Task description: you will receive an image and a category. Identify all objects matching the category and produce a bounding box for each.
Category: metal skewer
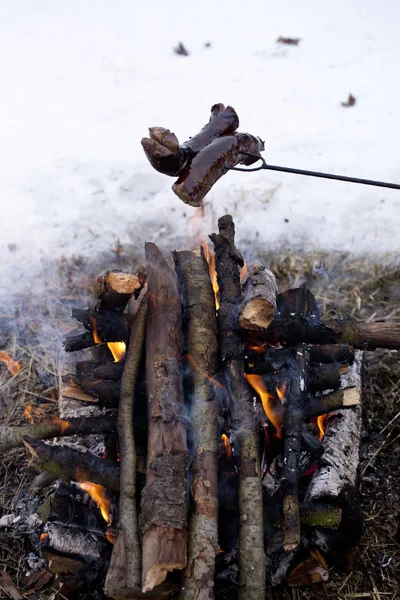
[226,153,400,190]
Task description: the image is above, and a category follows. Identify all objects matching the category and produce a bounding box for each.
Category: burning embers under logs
[8,215,400,598]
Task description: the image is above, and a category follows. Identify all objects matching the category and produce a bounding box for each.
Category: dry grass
[0,249,400,599]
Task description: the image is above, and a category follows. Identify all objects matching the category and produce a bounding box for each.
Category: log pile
[5,215,400,598]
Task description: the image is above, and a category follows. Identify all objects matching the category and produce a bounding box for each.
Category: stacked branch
[210,215,265,600]
[238,262,278,330]
[174,249,219,599]
[140,243,189,594]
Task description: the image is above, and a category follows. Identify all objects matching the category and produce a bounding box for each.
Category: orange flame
[276,383,287,404]
[23,404,34,424]
[51,417,70,434]
[0,352,20,377]
[39,533,48,542]
[107,341,126,362]
[79,481,111,524]
[106,529,116,544]
[240,260,247,284]
[90,315,102,344]
[317,414,327,441]
[90,314,126,361]
[202,244,220,310]
[245,374,283,438]
[221,434,232,458]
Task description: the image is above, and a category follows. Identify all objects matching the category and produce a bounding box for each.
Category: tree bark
[140,243,189,594]
[238,262,278,331]
[24,438,120,491]
[281,347,309,552]
[106,296,151,598]
[0,416,117,453]
[210,215,265,600]
[94,270,144,309]
[174,249,219,600]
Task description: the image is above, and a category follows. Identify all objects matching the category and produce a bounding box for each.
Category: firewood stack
[4,215,400,598]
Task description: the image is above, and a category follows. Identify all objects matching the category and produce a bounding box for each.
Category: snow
[1,0,400,290]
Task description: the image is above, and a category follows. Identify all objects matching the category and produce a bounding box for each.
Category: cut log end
[238,298,276,331]
[343,387,360,406]
[142,527,187,593]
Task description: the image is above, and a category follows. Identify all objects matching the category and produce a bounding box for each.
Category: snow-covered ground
[1,0,400,289]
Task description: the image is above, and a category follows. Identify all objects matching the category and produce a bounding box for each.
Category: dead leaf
[342,94,356,107]
[22,569,53,595]
[277,37,300,45]
[174,42,189,56]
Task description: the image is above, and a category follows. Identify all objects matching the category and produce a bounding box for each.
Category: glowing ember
[79,481,111,524]
[39,533,48,542]
[0,352,20,377]
[317,414,327,441]
[51,417,70,434]
[221,433,232,458]
[202,244,220,310]
[245,374,283,438]
[106,528,116,544]
[276,383,287,404]
[107,341,126,362]
[23,404,34,424]
[245,341,267,355]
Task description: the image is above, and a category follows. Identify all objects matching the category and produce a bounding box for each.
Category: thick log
[24,438,120,491]
[0,416,117,453]
[250,316,400,349]
[305,387,360,418]
[246,344,354,374]
[173,133,265,207]
[264,503,342,529]
[210,215,265,600]
[76,360,125,381]
[95,270,144,309]
[141,103,239,177]
[42,522,105,559]
[238,262,278,331]
[255,363,348,394]
[174,249,219,600]
[281,347,309,552]
[63,331,95,352]
[106,296,152,598]
[77,376,120,407]
[72,308,128,341]
[140,243,189,593]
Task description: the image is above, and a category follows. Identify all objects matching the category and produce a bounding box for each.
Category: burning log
[141,103,239,177]
[173,133,264,207]
[238,262,278,331]
[63,331,95,353]
[305,387,360,417]
[76,360,125,381]
[245,344,354,374]
[250,362,349,393]
[95,270,144,309]
[24,438,120,491]
[281,346,309,552]
[210,215,266,600]
[140,243,189,593]
[107,295,160,598]
[174,249,219,600]
[64,308,128,353]
[252,316,400,349]
[0,415,117,453]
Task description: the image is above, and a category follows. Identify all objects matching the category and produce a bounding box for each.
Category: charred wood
[281,347,309,552]
[24,438,120,491]
[77,376,120,407]
[0,415,117,453]
[277,287,320,320]
[238,262,278,331]
[63,331,95,353]
[210,215,265,600]
[254,363,348,393]
[250,316,400,349]
[140,243,189,594]
[71,308,128,341]
[174,133,265,207]
[305,387,360,417]
[246,344,354,374]
[106,295,150,597]
[174,249,219,600]
[76,360,125,381]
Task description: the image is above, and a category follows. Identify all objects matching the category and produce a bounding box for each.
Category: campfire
[1,104,400,599]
